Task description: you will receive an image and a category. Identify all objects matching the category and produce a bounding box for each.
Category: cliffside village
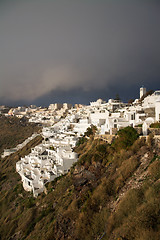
[1,87,160,197]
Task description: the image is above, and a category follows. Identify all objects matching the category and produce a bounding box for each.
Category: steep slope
[0,126,160,240]
[0,116,40,154]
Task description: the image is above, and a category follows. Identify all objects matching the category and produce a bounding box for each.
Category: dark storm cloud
[0,0,160,105]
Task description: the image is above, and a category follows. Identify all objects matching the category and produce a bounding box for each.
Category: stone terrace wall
[148,128,160,135]
[134,127,143,135]
[94,134,116,144]
[134,127,160,136]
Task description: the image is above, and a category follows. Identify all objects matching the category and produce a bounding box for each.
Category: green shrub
[150,122,160,128]
[96,143,107,154]
[76,136,87,147]
[112,126,139,150]
[84,125,97,137]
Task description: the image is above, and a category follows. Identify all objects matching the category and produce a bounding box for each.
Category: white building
[16,86,160,197]
[90,98,106,107]
[155,97,160,122]
[16,127,78,197]
[140,86,146,99]
[48,103,63,111]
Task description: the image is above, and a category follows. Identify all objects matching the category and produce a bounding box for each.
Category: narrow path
[1,133,40,158]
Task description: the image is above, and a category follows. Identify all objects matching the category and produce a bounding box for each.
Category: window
[131,113,135,120]
[155,91,160,96]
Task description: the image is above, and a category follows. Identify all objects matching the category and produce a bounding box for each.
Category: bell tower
[140,86,146,99]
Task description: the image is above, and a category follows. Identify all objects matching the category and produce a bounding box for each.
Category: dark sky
[0,0,160,106]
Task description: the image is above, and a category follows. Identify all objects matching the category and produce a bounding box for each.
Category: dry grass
[0,126,160,240]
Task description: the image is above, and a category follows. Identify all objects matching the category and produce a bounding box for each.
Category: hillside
[0,126,160,240]
[0,116,41,154]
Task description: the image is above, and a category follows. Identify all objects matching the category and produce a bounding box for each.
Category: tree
[112,126,139,150]
[84,125,97,137]
[76,137,87,147]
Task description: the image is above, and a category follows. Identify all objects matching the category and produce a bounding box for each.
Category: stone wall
[148,128,160,135]
[95,134,116,144]
[134,127,143,135]
[154,135,160,147]
[134,127,160,136]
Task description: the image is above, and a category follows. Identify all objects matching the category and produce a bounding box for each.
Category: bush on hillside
[150,122,160,128]
[76,136,87,147]
[84,125,97,137]
[112,126,139,150]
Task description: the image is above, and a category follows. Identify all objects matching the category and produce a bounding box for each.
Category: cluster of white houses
[68,87,160,136]
[14,87,160,196]
[16,127,78,197]
[7,103,72,125]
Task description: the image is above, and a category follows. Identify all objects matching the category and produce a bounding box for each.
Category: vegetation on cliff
[0,123,160,240]
[0,116,41,154]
